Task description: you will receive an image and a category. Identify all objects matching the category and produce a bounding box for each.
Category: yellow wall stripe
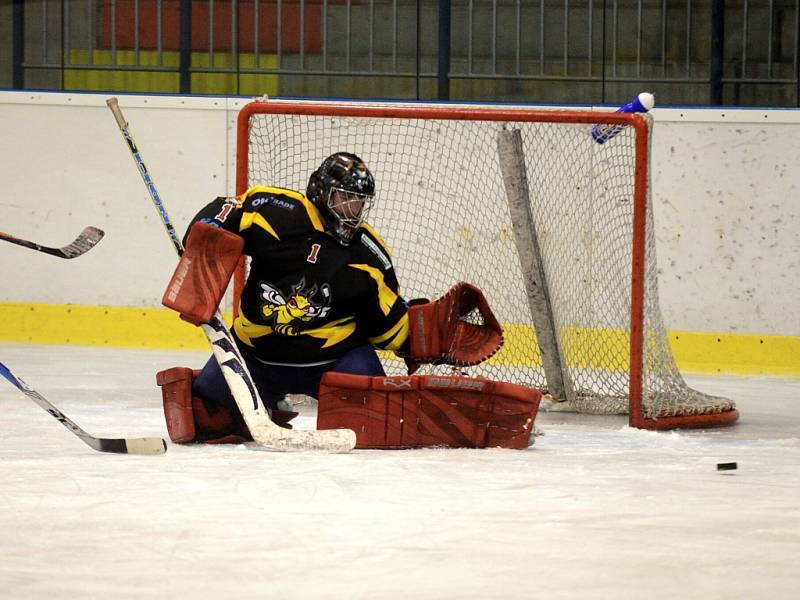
[0,302,230,350]
[0,302,797,375]
[668,330,800,376]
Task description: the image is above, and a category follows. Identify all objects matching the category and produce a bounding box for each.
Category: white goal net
[235,100,738,430]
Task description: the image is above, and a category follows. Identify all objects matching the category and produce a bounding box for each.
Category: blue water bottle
[591,92,655,144]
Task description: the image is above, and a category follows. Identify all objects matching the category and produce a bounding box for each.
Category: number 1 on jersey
[307,243,321,264]
[215,202,235,222]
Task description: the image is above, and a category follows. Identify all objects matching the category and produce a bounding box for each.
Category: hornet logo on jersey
[259,278,332,336]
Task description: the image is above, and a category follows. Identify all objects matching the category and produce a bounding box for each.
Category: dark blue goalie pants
[192,341,386,412]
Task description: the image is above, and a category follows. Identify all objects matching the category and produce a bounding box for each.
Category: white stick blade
[249,425,357,453]
[124,437,168,455]
[61,227,105,258]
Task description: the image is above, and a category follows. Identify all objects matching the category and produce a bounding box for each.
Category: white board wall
[0,91,797,337]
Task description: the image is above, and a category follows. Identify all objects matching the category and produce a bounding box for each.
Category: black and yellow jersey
[187,186,409,364]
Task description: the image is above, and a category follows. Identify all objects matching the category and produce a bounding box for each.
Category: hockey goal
[234,99,738,430]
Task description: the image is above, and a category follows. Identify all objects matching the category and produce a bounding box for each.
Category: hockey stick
[0,226,105,259]
[0,361,167,455]
[105,97,356,452]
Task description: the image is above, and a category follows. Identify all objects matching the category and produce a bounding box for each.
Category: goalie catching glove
[162,221,244,325]
[404,281,503,371]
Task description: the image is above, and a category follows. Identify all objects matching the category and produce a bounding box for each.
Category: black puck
[716,462,738,471]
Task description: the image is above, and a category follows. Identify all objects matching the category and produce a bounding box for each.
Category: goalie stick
[0,361,167,455]
[0,226,105,259]
[105,97,356,453]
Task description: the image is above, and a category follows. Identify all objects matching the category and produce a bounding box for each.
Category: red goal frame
[234,100,739,430]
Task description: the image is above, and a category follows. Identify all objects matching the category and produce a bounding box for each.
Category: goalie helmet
[306,152,375,245]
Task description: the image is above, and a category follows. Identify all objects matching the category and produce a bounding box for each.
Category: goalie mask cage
[235,100,738,430]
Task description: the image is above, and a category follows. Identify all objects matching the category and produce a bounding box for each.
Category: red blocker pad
[162,222,244,325]
[318,372,541,449]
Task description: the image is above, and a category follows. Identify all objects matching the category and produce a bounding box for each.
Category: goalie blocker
[162,221,244,325]
[318,372,541,449]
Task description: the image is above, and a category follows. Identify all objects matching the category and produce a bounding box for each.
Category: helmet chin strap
[328,209,359,245]
[313,202,355,246]
[333,223,356,245]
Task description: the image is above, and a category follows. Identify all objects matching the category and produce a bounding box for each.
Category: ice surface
[0,343,798,599]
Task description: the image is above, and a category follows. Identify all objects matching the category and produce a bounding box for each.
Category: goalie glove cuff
[406,282,504,368]
[407,297,443,360]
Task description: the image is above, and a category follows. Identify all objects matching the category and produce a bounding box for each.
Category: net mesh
[241,103,734,422]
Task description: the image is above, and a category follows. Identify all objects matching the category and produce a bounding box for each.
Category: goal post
[496,127,571,405]
[234,99,739,431]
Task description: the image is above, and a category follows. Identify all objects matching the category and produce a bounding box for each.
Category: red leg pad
[156,367,197,443]
[318,373,541,449]
[155,367,256,444]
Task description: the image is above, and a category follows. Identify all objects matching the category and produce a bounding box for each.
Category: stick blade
[248,425,356,453]
[123,436,168,455]
[88,436,167,455]
[60,226,105,258]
